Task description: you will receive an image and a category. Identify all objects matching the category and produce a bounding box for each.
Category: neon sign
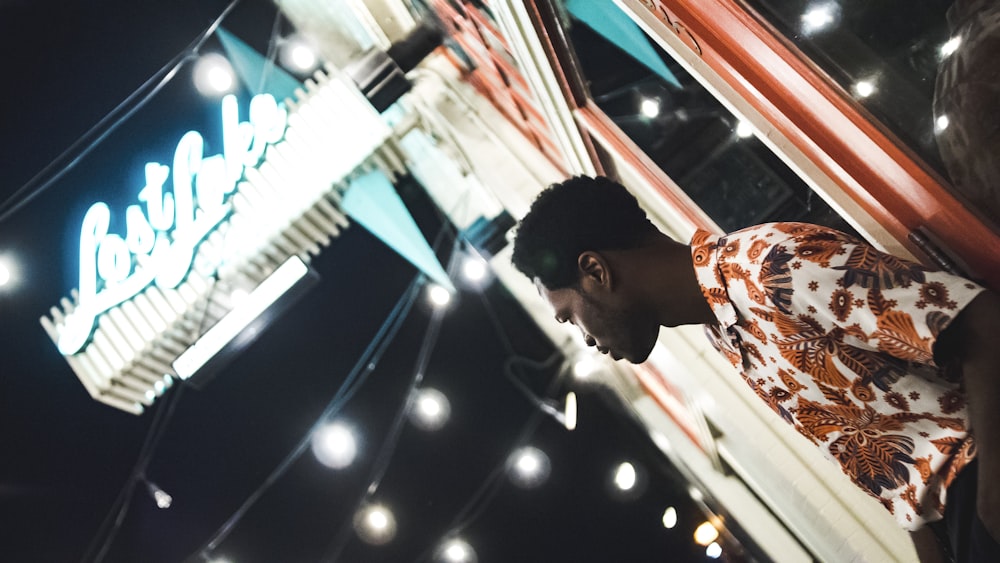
[58,94,288,355]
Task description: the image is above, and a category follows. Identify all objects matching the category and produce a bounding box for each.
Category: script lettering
[57,94,288,355]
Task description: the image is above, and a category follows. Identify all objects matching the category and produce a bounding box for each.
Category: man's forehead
[533,277,558,304]
[533,277,571,310]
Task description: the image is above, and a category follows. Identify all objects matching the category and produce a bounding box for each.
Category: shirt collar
[690,229,739,329]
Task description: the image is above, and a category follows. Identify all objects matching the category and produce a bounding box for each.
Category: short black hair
[511,175,657,289]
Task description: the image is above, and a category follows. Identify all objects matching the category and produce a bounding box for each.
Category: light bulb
[694,521,720,546]
[508,446,551,488]
[854,80,876,98]
[428,284,452,308]
[311,422,358,469]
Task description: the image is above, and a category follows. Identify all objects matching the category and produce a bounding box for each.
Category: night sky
[0,1,720,562]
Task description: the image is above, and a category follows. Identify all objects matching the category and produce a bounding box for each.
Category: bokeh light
[0,254,20,290]
[193,53,236,96]
[508,446,551,489]
[694,521,720,546]
[280,34,320,73]
[940,36,961,58]
[409,387,451,431]
[706,541,723,559]
[735,120,754,139]
[311,422,358,469]
[462,255,486,282]
[436,538,477,563]
[614,462,637,491]
[427,283,453,308]
[353,503,397,545]
[662,506,678,529]
[640,97,660,118]
[854,79,876,98]
[801,4,839,34]
[572,356,599,380]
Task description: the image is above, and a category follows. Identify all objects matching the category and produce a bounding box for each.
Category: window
[560,1,856,234]
[743,0,1000,228]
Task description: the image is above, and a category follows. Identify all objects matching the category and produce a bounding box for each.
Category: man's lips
[597,346,621,360]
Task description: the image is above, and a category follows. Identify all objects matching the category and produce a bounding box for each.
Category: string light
[614,462,637,491]
[427,283,453,308]
[461,255,487,283]
[706,541,723,559]
[940,36,962,58]
[801,4,838,34]
[563,392,577,431]
[935,115,950,133]
[694,521,720,546]
[279,34,320,73]
[662,506,678,529]
[436,537,477,563]
[145,480,172,509]
[409,387,451,431]
[609,461,647,500]
[640,97,660,119]
[507,446,551,489]
[0,256,12,288]
[193,53,237,96]
[311,422,358,469]
[353,504,397,545]
[853,79,876,98]
[735,120,754,139]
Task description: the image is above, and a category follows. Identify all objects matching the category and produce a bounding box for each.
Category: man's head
[511,176,658,290]
[511,176,662,363]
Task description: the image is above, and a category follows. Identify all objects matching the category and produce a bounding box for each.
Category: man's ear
[577,251,612,290]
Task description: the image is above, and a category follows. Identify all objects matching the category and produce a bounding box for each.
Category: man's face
[536,278,659,364]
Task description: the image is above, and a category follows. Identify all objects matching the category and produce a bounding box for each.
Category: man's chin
[627,338,659,363]
[620,347,653,364]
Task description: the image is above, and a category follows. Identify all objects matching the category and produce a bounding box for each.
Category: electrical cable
[183,274,424,562]
[0,0,243,227]
[185,171,461,562]
[80,382,188,563]
[410,291,566,563]
[319,233,462,563]
[255,8,284,96]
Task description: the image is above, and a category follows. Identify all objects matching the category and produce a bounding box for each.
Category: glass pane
[742,0,1000,228]
[559,1,857,235]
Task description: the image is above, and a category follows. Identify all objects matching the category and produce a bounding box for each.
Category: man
[510,175,999,562]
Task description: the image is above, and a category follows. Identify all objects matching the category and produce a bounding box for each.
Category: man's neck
[646,238,716,327]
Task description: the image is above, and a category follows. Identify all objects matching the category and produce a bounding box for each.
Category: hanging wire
[318,232,463,563]
[255,8,284,95]
[406,259,566,563]
[0,0,243,227]
[411,353,563,563]
[81,383,188,563]
[182,274,424,562]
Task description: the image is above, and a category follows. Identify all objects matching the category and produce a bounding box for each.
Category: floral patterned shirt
[691,222,985,530]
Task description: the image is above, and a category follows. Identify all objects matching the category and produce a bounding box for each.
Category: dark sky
[0,1,722,562]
